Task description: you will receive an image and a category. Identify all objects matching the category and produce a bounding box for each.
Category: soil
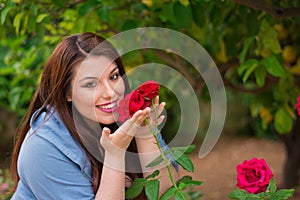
[180,135,300,200]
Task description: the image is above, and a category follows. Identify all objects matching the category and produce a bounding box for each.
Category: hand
[100,96,166,153]
[126,96,166,139]
[146,96,166,130]
[100,105,153,154]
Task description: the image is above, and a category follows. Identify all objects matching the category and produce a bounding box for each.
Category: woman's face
[69,55,125,124]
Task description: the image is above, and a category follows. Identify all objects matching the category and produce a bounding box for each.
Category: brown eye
[110,73,120,80]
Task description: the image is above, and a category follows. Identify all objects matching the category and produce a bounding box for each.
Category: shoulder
[15,108,95,199]
[19,107,92,181]
[16,134,94,199]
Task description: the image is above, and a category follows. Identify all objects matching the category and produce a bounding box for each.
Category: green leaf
[183,178,204,187]
[145,179,160,200]
[260,19,281,54]
[179,0,189,7]
[254,65,266,87]
[246,11,260,36]
[228,189,248,199]
[178,182,187,190]
[97,5,110,22]
[36,13,48,23]
[239,37,254,63]
[261,55,285,77]
[173,1,192,28]
[146,154,164,168]
[121,19,140,31]
[125,178,147,199]
[274,108,293,134]
[145,170,160,179]
[266,178,277,194]
[78,0,99,16]
[8,87,22,111]
[13,12,25,35]
[238,59,259,83]
[159,2,176,23]
[274,188,295,199]
[51,0,65,7]
[174,190,188,200]
[191,1,206,28]
[171,145,196,154]
[1,6,12,25]
[238,59,258,75]
[177,175,204,187]
[160,187,176,200]
[174,153,194,172]
[0,66,15,75]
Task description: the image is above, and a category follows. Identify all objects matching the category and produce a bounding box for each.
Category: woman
[10,32,178,199]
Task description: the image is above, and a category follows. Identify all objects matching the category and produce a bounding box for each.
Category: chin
[97,118,117,125]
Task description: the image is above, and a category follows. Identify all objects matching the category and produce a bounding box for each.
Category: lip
[96,100,118,113]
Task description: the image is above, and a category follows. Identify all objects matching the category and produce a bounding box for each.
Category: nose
[99,82,115,99]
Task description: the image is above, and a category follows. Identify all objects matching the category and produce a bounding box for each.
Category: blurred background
[1,0,300,199]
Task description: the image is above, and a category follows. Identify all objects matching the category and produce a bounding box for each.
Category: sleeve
[17,133,95,200]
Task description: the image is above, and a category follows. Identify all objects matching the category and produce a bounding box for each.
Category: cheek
[72,89,96,108]
[114,80,126,96]
[71,90,98,121]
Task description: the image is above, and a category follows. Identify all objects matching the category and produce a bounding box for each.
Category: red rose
[117,80,160,122]
[117,90,145,122]
[128,90,145,115]
[137,80,160,100]
[236,158,273,194]
[117,93,131,123]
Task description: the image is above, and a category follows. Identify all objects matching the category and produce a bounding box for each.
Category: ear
[67,93,72,102]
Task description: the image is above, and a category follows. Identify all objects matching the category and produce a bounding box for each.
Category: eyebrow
[110,66,119,75]
[78,66,119,83]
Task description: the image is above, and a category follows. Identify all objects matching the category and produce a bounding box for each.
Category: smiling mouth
[96,101,118,113]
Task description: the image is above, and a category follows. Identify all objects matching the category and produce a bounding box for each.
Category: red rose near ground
[236,157,273,194]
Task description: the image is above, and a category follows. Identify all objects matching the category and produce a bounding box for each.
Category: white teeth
[99,102,115,109]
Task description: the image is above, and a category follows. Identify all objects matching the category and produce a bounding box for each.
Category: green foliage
[146,145,196,172]
[125,178,148,199]
[145,179,160,200]
[126,145,203,199]
[228,178,295,200]
[0,0,299,142]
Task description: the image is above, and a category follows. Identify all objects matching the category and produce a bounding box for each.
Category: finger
[131,108,150,125]
[130,110,143,123]
[157,115,165,126]
[136,108,151,124]
[102,127,111,140]
[154,95,159,105]
[156,102,166,116]
[100,127,111,147]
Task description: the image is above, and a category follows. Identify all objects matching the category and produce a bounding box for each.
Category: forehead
[76,56,117,78]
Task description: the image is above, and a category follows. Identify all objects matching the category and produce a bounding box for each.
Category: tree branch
[232,0,300,18]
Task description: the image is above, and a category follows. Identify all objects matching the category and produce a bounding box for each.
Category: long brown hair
[11,32,146,199]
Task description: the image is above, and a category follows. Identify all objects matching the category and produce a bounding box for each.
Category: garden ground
[181,135,300,200]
